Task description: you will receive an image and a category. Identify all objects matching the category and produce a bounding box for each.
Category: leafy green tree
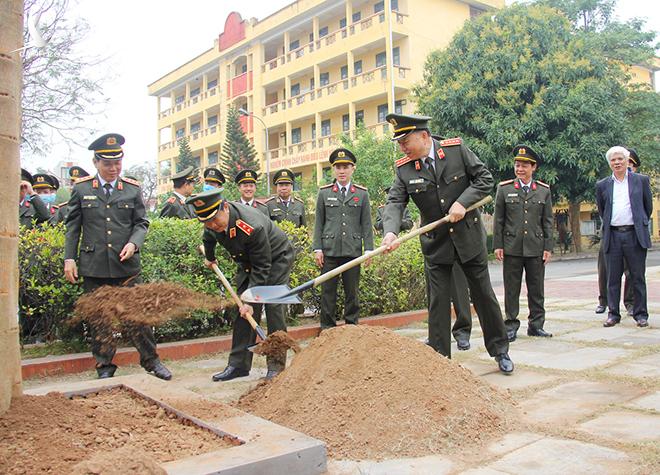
[415,2,657,251]
[220,107,259,182]
[175,137,196,172]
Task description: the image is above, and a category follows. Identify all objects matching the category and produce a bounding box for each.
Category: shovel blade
[241,286,301,304]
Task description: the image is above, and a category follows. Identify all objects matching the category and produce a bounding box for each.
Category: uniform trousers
[503,255,546,332]
[424,263,473,341]
[320,256,361,329]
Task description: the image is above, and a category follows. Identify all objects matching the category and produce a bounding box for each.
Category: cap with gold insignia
[235,169,258,185]
[32,174,60,190]
[329,148,356,166]
[273,168,294,185]
[21,168,34,185]
[386,113,432,141]
[171,166,199,183]
[185,189,225,221]
[88,133,125,160]
[69,166,90,183]
[204,167,226,185]
[512,144,542,166]
[627,148,640,168]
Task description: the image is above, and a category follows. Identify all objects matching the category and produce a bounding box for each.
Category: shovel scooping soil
[251,330,301,367]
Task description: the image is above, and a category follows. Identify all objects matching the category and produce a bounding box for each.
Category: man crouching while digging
[63,133,172,380]
[187,189,295,381]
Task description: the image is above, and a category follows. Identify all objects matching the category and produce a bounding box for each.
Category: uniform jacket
[159,193,196,219]
[49,201,69,226]
[19,195,50,228]
[596,172,653,252]
[203,203,294,290]
[375,205,413,232]
[493,178,554,256]
[235,199,270,217]
[312,182,374,258]
[265,196,306,227]
[65,175,149,278]
[383,137,492,265]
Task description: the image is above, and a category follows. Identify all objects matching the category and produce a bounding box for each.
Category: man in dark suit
[381,114,512,373]
[596,146,652,328]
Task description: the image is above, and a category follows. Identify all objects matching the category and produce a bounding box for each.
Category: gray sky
[21,0,659,174]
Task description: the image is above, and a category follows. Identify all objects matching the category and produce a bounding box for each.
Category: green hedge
[18,219,427,345]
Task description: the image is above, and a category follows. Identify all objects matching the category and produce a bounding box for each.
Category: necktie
[425,157,435,173]
[340,187,346,200]
[283,200,289,209]
[103,183,112,197]
[522,185,529,194]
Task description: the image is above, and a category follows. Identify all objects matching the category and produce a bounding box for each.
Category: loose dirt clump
[238,325,516,460]
[72,282,226,328]
[252,330,301,366]
[0,388,235,474]
[71,446,166,475]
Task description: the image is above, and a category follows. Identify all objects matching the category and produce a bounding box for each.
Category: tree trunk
[569,201,582,253]
[0,0,24,414]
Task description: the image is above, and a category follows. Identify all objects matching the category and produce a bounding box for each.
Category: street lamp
[238,108,270,196]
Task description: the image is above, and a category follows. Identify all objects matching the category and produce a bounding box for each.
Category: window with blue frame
[354,60,363,74]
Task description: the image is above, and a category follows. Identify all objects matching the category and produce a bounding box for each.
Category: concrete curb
[22,309,429,379]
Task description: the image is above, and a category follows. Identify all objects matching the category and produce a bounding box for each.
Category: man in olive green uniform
[187,189,295,381]
[159,166,198,219]
[51,166,90,225]
[265,169,306,227]
[32,173,61,222]
[235,169,269,216]
[375,186,413,233]
[19,169,51,229]
[382,114,513,373]
[494,145,553,341]
[203,167,225,191]
[313,148,374,329]
[64,133,171,380]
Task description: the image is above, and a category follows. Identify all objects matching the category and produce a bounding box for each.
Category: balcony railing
[158,86,219,119]
[227,71,253,98]
[158,125,221,152]
[260,11,408,73]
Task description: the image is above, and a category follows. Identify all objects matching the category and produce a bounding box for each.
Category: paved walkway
[24,265,660,474]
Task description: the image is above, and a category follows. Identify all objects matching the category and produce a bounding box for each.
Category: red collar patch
[415,160,421,170]
[436,148,445,160]
[514,181,520,189]
[229,227,236,239]
[117,181,123,191]
[532,182,537,191]
[332,185,338,193]
[92,179,99,189]
[350,185,356,193]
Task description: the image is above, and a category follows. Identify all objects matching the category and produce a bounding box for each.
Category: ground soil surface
[238,325,516,460]
[0,387,235,474]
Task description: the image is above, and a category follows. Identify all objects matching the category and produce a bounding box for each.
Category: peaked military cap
[386,113,432,141]
[204,167,225,184]
[329,148,356,166]
[273,168,294,185]
[171,166,198,183]
[69,166,90,182]
[235,169,258,184]
[512,144,542,166]
[32,173,56,190]
[186,189,225,222]
[21,168,34,185]
[88,133,125,160]
[627,148,640,167]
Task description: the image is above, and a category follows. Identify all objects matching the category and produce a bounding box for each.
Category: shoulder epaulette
[265,196,276,202]
[167,196,176,204]
[121,177,141,187]
[74,175,94,184]
[395,156,417,168]
[320,183,334,189]
[57,201,68,208]
[236,219,253,236]
[378,204,385,209]
[294,196,304,203]
[499,179,515,186]
[536,180,550,188]
[439,137,462,147]
[354,184,367,191]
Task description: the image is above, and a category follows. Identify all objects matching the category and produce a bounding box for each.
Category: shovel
[241,195,493,304]
[200,245,267,347]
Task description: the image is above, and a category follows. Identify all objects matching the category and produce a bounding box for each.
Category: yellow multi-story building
[148,0,503,194]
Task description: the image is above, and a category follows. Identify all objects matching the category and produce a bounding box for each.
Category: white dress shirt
[610,173,634,226]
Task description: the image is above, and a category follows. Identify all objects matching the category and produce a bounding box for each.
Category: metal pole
[239,108,270,196]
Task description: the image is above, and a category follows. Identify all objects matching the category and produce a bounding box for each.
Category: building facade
[148,0,503,194]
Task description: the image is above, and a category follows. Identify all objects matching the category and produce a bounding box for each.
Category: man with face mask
[203,168,225,192]
[19,169,51,229]
[32,173,60,218]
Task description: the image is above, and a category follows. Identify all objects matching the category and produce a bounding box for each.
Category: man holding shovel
[381,114,513,374]
[187,189,295,381]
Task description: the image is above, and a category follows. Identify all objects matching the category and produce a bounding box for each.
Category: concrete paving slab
[488,437,630,474]
[459,469,509,475]
[327,455,454,475]
[603,352,660,379]
[519,381,645,425]
[492,345,632,371]
[626,391,660,412]
[480,368,559,391]
[547,309,599,322]
[578,410,660,442]
[486,432,545,457]
[557,326,638,343]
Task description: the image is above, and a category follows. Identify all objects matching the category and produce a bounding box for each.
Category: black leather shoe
[603,318,620,327]
[495,353,514,374]
[595,305,607,314]
[527,328,553,337]
[506,329,517,342]
[149,362,172,381]
[456,339,471,351]
[97,368,116,379]
[212,366,249,382]
[636,318,649,328]
[264,369,281,380]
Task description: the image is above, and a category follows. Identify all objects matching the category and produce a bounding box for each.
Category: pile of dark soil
[238,325,515,460]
